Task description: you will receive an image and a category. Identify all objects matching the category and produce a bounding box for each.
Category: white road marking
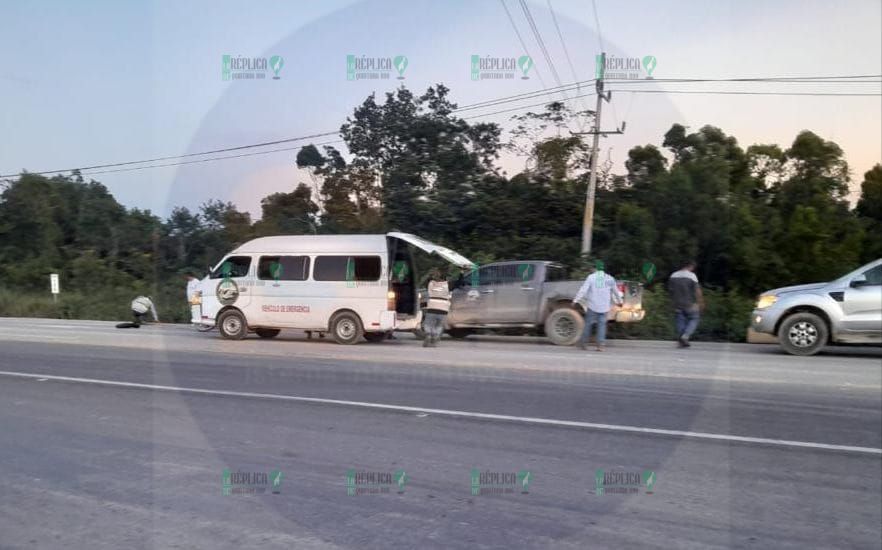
[2,370,880,456]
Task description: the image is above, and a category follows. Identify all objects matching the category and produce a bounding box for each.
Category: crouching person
[422,269,450,348]
[131,295,159,327]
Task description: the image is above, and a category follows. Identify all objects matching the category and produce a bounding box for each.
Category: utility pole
[573,52,624,256]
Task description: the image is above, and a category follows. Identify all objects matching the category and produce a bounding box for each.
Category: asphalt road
[0,318,880,550]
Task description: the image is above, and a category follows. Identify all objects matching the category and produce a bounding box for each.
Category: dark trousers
[132,311,146,327]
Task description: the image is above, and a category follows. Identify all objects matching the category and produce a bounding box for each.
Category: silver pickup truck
[751,258,882,355]
[425,260,644,345]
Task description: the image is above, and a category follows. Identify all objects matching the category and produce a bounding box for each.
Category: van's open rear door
[387,232,474,268]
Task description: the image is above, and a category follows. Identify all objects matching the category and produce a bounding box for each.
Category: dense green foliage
[1,85,879,339]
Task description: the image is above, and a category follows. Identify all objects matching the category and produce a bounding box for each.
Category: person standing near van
[186,272,201,323]
[572,260,623,352]
[422,268,451,348]
[668,260,703,348]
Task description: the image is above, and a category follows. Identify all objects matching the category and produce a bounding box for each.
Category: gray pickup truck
[423,260,644,345]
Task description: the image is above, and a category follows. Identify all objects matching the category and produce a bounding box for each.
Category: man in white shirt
[186,272,201,324]
[572,260,623,351]
[422,268,451,348]
[130,295,159,327]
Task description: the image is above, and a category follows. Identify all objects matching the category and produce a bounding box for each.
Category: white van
[195,232,473,344]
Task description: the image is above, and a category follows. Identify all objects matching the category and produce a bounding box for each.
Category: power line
[591,0,605,53]
[454,79,593,110]
[519,0,565,91]
[6,73,879,179]
[547,0,580,87]
[604,75,881,83]
[454,82,592,112]
[607,89,882,96]
[546,0,592,132]
[0,131,340,178]
[461,92,596,120]
[498,0,549,89]
[452,74,879,112]
[73,140,345,177]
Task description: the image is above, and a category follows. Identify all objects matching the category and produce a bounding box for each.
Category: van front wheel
[218,309,248,340]
[330,311,364,345]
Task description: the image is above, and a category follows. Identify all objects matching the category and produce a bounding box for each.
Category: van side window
[258,256,310,281]
[314,256,382,281]
[210,256,251,279]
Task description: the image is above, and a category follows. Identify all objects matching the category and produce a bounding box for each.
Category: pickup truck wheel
[545,308,584,346]
[255,328,281,339]
[329,311,363,345]
[218,309,247,340]
[778,312,828,356]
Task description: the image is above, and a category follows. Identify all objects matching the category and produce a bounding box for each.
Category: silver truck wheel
[778,312,828,356]
[544,308,584,346]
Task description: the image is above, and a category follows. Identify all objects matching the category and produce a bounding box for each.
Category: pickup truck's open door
[387,232,474,268]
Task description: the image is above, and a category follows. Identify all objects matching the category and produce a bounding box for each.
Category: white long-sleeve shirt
[573,272,623,314]
[131,296,158,321]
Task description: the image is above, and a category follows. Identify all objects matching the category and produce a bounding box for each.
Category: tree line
[1,84,879,339]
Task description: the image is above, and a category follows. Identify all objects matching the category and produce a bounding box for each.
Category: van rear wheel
[330,311,364,345]
[218,309,247,340]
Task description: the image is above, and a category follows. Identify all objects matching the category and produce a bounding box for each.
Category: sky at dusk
[1,0,880,218]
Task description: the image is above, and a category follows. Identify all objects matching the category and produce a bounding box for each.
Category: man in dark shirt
[668,260,704,347]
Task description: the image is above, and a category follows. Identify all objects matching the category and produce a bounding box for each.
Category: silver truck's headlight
[755,294,777,309]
